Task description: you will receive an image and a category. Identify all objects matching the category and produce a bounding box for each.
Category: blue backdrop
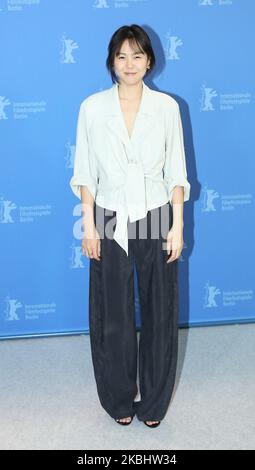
[1,0,254,339]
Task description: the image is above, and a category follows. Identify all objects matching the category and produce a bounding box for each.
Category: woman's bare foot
[145,420,160,425]
[116,416,132,423]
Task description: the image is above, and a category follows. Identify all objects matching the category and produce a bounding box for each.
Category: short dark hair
[106,24,156,84]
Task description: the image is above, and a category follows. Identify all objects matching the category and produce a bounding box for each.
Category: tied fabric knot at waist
[113,160,147,255]
[95,144,166,256]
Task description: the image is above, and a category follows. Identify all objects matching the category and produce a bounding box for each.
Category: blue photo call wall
[1,0,254,339]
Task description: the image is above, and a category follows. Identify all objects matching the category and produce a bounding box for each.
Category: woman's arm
[163,101,190,262]
[70,100,100,260]
[166,186,184,263]
[81,186,95,235]
[163,101,191,212]
[172,186,184,229]
[81,186,101,261]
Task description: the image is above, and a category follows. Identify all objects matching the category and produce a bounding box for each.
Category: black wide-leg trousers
[88,201,179,421]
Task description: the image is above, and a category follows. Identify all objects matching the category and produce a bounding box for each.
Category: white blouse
[70,79,191,256]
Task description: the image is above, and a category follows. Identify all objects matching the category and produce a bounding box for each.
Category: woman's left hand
[166,223,184,263]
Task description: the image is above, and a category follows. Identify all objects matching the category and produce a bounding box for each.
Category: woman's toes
[117,416,132,423]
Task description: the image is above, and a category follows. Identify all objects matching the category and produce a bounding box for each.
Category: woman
[70,24,191,428]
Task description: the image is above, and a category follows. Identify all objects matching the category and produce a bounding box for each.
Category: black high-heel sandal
[115,416,134,426]
[143,420,161,428]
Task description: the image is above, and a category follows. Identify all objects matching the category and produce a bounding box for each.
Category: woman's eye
[118,55,141,59]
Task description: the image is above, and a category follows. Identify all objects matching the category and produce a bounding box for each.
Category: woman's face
[113,38,150,85]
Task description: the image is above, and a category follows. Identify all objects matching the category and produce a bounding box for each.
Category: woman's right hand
[82,224,101,261]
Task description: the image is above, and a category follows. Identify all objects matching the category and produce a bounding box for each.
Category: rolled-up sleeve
[69,101,98,200]
[163,101,191,206]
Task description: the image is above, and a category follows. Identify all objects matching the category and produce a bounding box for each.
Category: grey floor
[0,323,254,450]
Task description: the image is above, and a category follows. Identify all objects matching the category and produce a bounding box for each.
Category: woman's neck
[117,80,143,101]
